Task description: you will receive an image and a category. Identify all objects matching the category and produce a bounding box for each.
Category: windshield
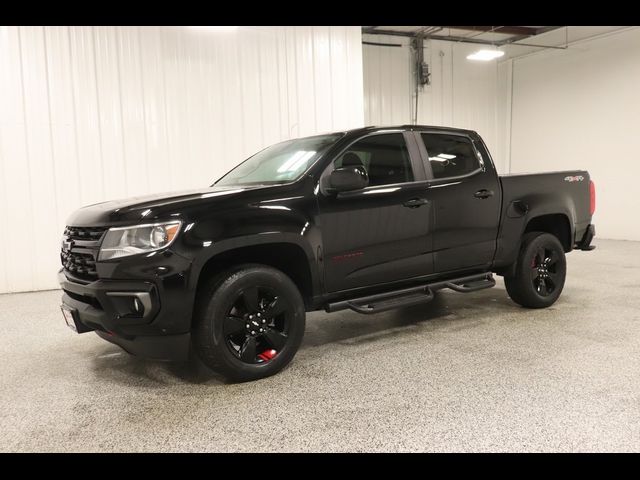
[215,133,344,186]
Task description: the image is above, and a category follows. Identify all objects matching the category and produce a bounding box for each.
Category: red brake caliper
[258,349,277,362]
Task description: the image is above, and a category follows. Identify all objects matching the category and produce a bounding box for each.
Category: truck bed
[494,170,592,269]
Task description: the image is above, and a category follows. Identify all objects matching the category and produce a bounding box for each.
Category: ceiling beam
[441,26,541,36]
[362,29,522,45]
[427,34,507,46]
[531,26,564,36]
[361,28,415,37]
[499,27,566,47]
[361,27,569,50]
[425,34,569,49]
[362,26,566,39]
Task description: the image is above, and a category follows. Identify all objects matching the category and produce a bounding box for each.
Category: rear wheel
[504,232,567,308]
[193,264,306,382]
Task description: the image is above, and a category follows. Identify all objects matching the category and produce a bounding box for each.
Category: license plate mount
[61,305,83,333]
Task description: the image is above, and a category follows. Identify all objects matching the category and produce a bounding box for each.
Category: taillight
[589,180,596,215]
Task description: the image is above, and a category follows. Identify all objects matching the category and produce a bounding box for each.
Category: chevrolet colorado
[59,126,596,382]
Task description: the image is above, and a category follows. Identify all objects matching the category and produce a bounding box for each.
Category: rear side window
[334,133,413,186]
[421,133,480,179]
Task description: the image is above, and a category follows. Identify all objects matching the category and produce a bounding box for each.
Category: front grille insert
[61,251,97,279]
[61,226,108,281]
[64,226,107,241]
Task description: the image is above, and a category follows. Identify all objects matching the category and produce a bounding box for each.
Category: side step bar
[326,273,495,315]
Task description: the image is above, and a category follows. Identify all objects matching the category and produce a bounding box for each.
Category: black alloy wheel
[193,264,306,382]
[223,286,289,364]
[530,246,561,297]
[504,232,567,309]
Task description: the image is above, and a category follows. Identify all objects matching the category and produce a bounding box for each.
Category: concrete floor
[1,238,639,452]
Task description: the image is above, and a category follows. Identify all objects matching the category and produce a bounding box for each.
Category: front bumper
[94,330,190,362]
[58,270,191,361]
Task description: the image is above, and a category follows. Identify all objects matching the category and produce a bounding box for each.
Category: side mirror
[329,166,369,192]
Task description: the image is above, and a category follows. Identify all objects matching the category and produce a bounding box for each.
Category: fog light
[105,292,152,318]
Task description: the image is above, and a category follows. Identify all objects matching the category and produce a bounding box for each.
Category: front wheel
[504,232,567,309]
[193,264,306,382]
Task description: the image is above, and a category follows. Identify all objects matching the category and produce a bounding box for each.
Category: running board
[326,273,495,315]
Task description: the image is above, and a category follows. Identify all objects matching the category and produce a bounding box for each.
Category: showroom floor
[1,239,638,452]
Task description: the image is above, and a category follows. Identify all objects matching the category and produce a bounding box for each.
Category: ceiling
[362,26,564,48]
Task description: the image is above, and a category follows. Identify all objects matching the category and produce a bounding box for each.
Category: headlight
[98,221,182,261]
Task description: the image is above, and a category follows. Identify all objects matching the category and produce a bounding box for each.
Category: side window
[421,133,480,179]
[334,133,413,187]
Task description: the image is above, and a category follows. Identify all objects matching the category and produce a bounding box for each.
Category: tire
[193,263,306,382]
[504,232,567,309]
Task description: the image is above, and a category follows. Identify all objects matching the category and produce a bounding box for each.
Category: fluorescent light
[189,26,238,31]
[429,154,457,162]
[466,49,505,61]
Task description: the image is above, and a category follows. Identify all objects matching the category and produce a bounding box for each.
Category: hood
[66,185,259,226]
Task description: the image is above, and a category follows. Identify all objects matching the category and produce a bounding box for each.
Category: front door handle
[403,198,429,208]
[474,189,494,199]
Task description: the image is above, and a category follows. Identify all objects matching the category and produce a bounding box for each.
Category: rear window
[421,133,480,179]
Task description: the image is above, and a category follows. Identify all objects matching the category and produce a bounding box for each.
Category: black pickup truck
[59,126,596,382]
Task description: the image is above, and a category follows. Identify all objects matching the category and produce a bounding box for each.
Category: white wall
[363,28,640,241]
[507,27,640,240]
[0,26,364,293]
[363,35,504,171]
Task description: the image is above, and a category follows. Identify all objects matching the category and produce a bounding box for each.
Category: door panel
[317,132,433,293]
[416,132,501,273]
[319,185,433,292]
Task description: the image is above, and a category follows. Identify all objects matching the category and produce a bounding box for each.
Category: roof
[343,124,478,136]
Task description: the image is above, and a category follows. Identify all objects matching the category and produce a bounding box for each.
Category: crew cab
[59,126,596,382]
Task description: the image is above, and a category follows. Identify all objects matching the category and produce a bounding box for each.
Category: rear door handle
[403,198,429,208]
[474,189,494,199]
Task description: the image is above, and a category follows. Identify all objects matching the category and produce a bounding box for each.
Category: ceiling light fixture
[466,49,505,61]
[188,26,238,31]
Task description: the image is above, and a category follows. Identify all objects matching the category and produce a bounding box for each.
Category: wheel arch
[191,237,319,313]
[495,212,572,277]
[523,213,572,252]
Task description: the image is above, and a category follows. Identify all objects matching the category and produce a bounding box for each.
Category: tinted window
[334,133,413,186]
[421,133,480,179]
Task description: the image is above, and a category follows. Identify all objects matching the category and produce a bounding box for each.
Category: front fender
[187,232,320,293]
[168,182,323,315]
